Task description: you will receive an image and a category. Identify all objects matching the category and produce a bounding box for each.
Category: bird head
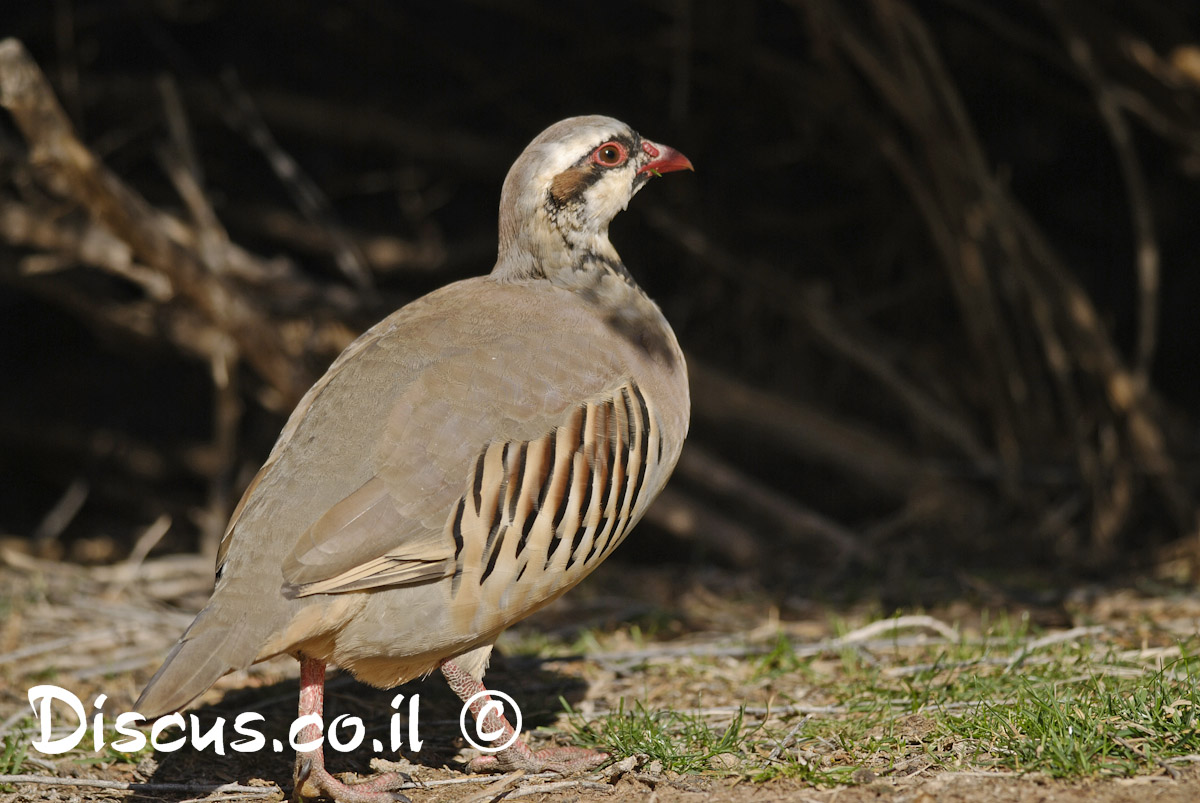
[494,115,692,284]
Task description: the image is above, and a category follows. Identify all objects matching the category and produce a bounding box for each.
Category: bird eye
[591,141,627,167]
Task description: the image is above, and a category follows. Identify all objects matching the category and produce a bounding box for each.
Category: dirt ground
[3,543,1200,803]
[12,766,1200,803]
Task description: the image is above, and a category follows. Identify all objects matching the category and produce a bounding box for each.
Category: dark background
[3,0,1200,606]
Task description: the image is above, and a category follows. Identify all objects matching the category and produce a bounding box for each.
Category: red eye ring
[591,141,628,167]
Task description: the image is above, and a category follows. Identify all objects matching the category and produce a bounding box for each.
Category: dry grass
[3,549,1200,802]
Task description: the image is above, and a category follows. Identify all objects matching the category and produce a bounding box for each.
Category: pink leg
[440,659,608,774]
[292,657,411,803]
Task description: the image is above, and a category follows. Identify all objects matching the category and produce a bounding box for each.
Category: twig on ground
[30,478,89,545]
[839,614,959,643]
[508,778,614,798]
[457,769,526,803]
[0,775,279,798]
[1112,733,1181,779]
[767,717,810,761]
[1006,625,1108,670]
[0,625,140,666]
[103,514,172,592]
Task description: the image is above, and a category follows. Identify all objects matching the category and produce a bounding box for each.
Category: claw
[292,762,411,803]
[468,745,610,774]
[442,659,610,777]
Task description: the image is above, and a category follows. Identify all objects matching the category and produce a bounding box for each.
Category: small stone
[850,767,877,784]
[134,755,158,778]
[370,756,418,775]
[605,754,640,780]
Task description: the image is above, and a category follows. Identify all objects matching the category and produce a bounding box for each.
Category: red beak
[638,140,694,176]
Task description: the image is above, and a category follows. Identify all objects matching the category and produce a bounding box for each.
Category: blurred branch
[1041,0,1161,387]
[0,198,172,298]
[647,207,993,468]
[0,37,315,406]
[676,444,872,565]
[788,0,1192,558]
[690,359,931,499]
[220,69,373,293]
[2,0,1197,577]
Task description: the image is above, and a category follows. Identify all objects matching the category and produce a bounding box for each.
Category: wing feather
[211,279,685,607]
[283,476,455,596]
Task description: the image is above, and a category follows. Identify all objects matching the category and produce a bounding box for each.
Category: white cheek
[588,183,630,220]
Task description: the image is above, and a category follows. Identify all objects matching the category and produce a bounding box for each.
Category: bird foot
[467,745,610,774]
[293,756,411,803]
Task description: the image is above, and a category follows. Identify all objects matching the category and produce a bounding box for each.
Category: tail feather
[135,610,258,718]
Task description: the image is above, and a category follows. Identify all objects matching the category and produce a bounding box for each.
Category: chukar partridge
[137,115,692,802]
